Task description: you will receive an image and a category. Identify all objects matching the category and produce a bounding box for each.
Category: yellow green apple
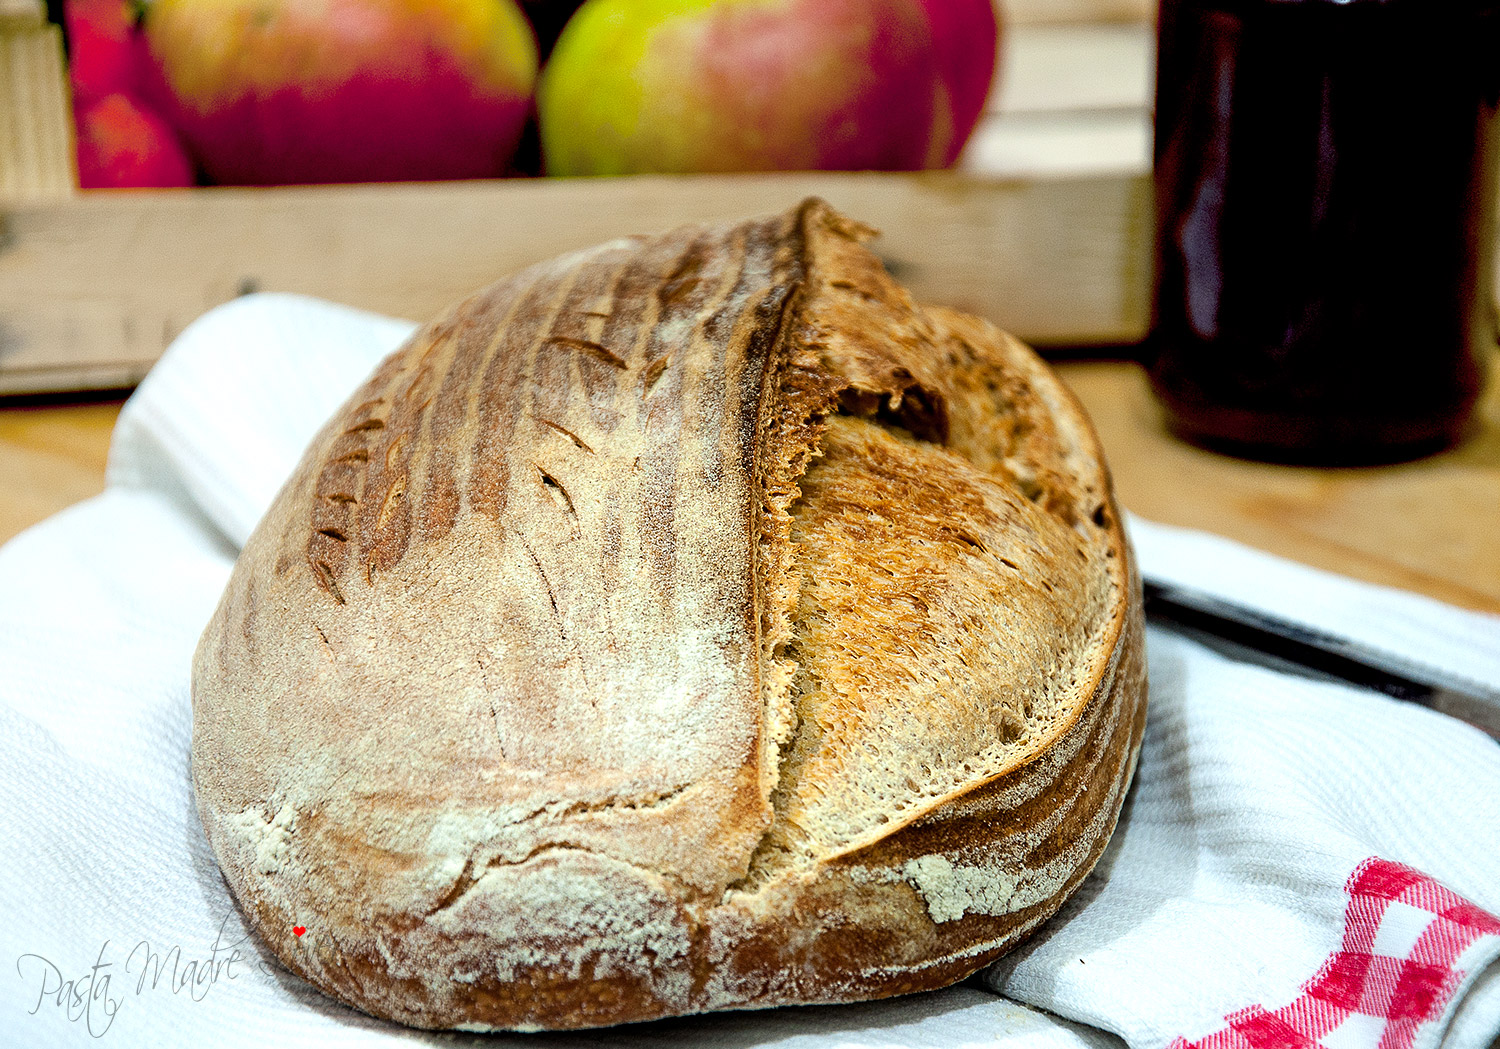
[537,0,951,175]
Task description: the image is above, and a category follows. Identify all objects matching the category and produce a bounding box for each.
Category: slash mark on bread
[538,419,594,454]
[537,469,576,518]
[642,355,670,397]
[543,336,628,370]
[308,559,344,605]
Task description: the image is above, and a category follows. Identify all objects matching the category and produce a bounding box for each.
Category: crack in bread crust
[191,199,1148,1032]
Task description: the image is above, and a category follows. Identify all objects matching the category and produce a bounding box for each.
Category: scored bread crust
[190,199,1148,1031]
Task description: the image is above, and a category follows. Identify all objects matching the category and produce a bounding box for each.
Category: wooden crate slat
[0,172,1156,395]
[0,21,75,202]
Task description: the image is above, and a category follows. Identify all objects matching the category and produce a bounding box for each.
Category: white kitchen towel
[2,293,1497,1049]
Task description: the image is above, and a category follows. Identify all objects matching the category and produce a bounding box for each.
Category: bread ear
[192,199,1146,1031]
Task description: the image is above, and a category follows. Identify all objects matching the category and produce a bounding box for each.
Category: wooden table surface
[4,359,1497,616]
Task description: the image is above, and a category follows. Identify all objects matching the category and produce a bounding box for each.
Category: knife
[1142,579,1500,742]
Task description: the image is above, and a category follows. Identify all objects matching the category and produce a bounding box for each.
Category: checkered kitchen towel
[1172,860,1500,1049]
[2,294,1498,1049]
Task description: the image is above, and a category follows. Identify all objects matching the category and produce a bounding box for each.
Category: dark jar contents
[1147,0,1500,464]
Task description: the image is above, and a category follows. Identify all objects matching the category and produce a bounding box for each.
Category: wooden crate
[0,1,1164,394]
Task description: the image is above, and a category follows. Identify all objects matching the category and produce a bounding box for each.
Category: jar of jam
[1147,0,1500,464]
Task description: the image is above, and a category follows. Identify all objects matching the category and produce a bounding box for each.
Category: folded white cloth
[2,294,1497,1049]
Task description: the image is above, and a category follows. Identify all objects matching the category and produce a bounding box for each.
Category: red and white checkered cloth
[1174,859,1500,1049]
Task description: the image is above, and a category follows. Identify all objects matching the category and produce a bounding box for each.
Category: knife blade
[1142,579,1500,742]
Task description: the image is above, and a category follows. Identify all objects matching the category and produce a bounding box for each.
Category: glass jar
[1147,0,1500,464]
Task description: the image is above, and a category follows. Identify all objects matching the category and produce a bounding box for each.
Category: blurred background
[4,0,1155,192]
[0,0,1161,396]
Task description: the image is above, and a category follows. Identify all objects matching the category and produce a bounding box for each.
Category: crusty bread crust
[191,200,1147,1031]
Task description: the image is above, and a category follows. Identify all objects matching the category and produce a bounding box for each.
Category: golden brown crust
[191,199,1147,1031]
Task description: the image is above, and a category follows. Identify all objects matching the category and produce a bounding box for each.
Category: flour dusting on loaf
[191,199,1148,1031]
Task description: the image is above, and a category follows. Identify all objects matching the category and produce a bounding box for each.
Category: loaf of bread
[191,199,1148,1032]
